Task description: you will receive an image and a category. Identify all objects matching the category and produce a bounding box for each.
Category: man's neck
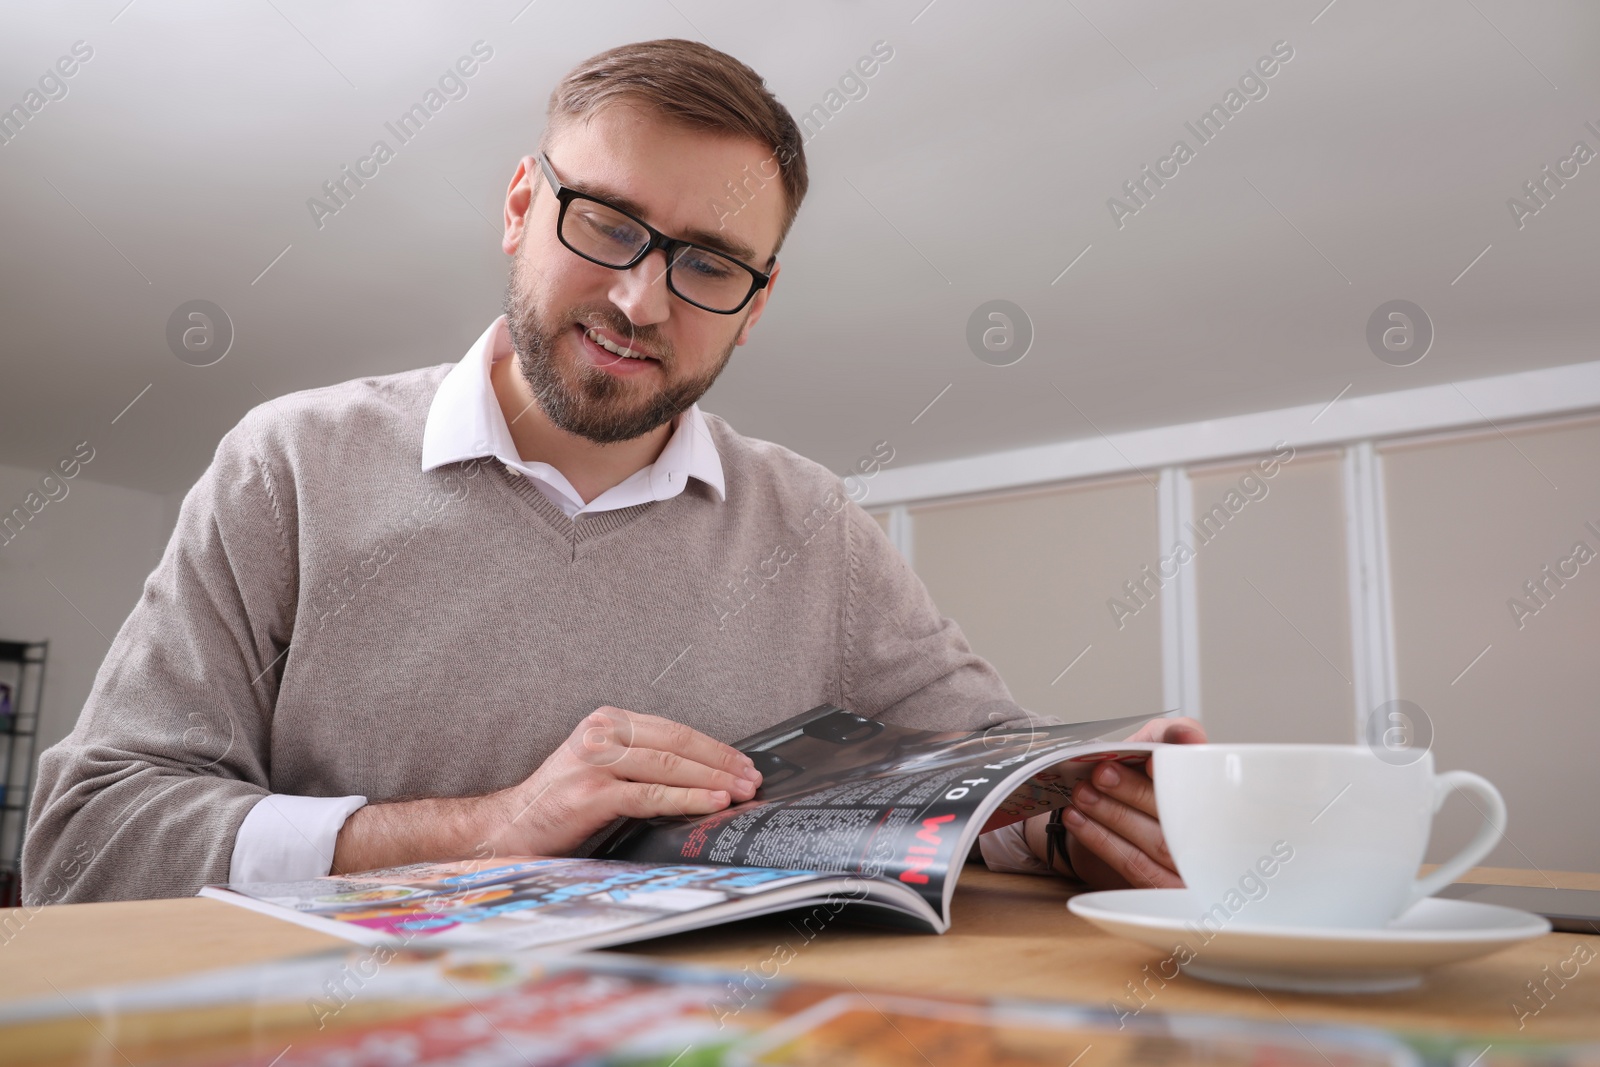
[490,327,673,504]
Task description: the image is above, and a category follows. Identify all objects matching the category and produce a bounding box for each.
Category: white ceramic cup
[1152,744,1507,929]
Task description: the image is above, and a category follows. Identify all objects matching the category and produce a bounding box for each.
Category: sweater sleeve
[22,417,298,903]
[839,499,1026,733]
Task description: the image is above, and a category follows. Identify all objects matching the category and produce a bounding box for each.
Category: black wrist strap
[1044,806,1078,881]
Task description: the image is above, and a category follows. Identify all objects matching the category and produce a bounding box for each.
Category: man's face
[500,104,787,444]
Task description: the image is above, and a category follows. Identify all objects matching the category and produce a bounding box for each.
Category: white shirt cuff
[979,819,1054,875]
[228,794,368,884]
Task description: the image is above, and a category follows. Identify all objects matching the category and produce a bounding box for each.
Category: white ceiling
[2,0,1596,496]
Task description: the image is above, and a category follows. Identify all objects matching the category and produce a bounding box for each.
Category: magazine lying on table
[3,947,1452,1062]
[0,945,1445,1067]
[201,704,1158,951]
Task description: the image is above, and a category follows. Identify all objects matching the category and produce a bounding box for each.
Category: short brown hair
[540,39,808,257]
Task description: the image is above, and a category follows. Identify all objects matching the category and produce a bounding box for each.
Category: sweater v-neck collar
[491,460,660,556]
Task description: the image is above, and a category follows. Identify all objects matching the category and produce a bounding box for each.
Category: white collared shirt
[227,316,726,884]
[419,316,725,515]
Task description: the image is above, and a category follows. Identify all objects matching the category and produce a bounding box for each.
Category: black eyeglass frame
[534,151,773,315]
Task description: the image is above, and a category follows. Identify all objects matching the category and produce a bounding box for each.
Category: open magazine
[201,705,1159,951]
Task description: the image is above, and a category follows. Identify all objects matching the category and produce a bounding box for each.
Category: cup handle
[1406,770,1507,910]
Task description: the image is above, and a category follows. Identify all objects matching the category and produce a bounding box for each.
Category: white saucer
[1067,889,1550,994]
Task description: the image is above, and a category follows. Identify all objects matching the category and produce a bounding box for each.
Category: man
[23,39,1201,905]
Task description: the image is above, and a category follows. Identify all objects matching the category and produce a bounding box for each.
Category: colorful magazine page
[0,945,1450,1067]
[199,856,936,951]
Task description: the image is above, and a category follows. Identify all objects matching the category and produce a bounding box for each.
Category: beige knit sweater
[22,364,1017,903]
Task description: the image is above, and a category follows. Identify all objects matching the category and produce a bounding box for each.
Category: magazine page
[597,706,1158,912]
[200,856,924,952]
[0,944,1440,1067]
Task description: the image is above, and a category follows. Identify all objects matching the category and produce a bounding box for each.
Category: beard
[501,248,738,445]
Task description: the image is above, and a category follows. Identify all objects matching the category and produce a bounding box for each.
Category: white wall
[1189,451,1356,745]
[0,463,170,756]
[871,364,1600,873]
[909,477,1164,723]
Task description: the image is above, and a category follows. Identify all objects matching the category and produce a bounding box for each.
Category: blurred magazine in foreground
[0,943,1511,1067]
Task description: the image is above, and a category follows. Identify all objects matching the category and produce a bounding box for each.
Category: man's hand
[479,706,762,855]
[332,706,761,874]
[1026,716,1206,891]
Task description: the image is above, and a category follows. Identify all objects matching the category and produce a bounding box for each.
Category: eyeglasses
[535,151,773,315]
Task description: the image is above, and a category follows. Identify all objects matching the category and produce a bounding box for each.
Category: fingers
[613,780,736,820]
[613,745,760,800]
[1065,804,1182,890]
[565,707,762,810]
[584,707,758,781]
[1067,762,1180,889]
[497,709,761,857]
[1072,778,1173,870]
[1129,715,1208,744]
[1090,761,1156,818]
[1159,716,1207,744]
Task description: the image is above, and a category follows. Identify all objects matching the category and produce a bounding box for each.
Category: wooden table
[2,866,1597,1044]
